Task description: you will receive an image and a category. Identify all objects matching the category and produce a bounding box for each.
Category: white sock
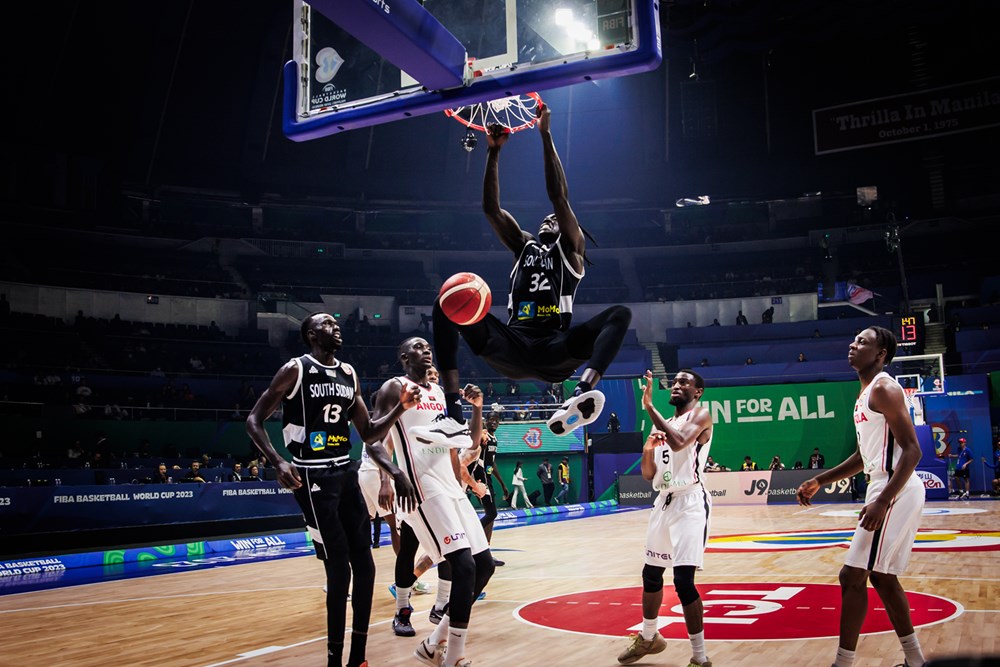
[834,646,856,667]
[446,626,468,666]
[900,632,925,666]
[641,618,658,641]
[395,586,411,611]
[688,630,706,662]
[429,614,450,645]
[435,579,452,610]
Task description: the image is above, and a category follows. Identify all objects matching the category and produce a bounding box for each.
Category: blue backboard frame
[283,0,662,141]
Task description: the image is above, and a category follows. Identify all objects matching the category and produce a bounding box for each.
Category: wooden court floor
[1,501,997,667]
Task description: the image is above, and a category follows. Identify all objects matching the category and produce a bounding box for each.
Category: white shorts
[844,473,924,575]
[401,494,490,563]
[358,467,384,519]
[644,486,711,569]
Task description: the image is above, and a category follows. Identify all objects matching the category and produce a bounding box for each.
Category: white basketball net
[445,92,542,133]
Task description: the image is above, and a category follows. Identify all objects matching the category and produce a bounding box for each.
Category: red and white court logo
[515,584,960,641]
[706,528,1000,553]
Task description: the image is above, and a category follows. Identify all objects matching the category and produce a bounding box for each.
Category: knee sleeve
[394,522,420,588]
[672,565,699,606]
[443,549,477,625]
[473,549,496,595]
[642,564,665,593]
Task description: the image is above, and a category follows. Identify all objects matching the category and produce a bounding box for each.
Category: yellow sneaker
[617,632,667,665]
[687,658,712,667]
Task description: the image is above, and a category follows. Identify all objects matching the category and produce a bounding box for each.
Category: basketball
[439,272,492,326]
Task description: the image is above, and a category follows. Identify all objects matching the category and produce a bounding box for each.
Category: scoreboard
[892,314,924,352]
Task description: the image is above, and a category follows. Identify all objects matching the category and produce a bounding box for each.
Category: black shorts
[292,462,370,560]
[468,314,587,383]
[954,468,970,479]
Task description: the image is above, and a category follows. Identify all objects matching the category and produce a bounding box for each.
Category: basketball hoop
[445,91,544,134]
[902,386,924,425]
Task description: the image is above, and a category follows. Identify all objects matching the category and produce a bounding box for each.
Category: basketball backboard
[283,0,661,141]
[888,352,945,396]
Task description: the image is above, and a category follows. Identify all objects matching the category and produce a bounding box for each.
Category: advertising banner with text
[647,381,859,470]
[0,482,301,536]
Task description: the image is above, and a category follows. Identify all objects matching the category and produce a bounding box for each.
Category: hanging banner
[813,77,1000,154]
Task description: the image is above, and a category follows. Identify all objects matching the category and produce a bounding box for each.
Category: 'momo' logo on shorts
[442,532,466,545]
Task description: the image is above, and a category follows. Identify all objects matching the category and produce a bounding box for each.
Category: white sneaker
[411,415,473,448]
[414,638,447,667]
[441,646,472,667]
[547,389,605,435]
[413,580,433,595]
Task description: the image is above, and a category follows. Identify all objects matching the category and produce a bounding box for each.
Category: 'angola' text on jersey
[281,354,358,466]
[507,234,583,330]
[385,377,466,508]
[854,371,912,476]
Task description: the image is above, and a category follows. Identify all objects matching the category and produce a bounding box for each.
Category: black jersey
[507,235,583,330]
[468,430,499,479]
[281,354,358,466]
[482,431,499,478]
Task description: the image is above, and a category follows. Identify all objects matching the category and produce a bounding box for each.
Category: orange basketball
[439,272,492,326]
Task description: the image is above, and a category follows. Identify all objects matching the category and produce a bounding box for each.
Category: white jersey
[651,411,711,495]
[854,371,912,476]
[358,441,378,472]
[385,376,466,508]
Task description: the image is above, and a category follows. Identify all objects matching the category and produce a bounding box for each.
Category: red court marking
[515,583,961,641]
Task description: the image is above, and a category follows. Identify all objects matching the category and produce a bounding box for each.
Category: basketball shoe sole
[547,390,605,435]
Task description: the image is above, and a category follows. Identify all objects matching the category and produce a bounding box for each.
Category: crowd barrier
[618,469,857,507]
[1,481,301,536]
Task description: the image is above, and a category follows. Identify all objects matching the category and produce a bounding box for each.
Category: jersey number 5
[322,404,343,423]
[661,449,670,465]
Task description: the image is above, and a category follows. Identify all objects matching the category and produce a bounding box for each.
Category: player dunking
[618,369,714,667]
[373,337,494,667]
[245,312,419,667]
[797,326,927,667]
[432,104,631,436]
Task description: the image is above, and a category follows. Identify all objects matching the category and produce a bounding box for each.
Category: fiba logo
[315,47,344,83]
[523,427,543,449]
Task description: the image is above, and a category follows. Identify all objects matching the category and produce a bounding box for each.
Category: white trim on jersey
[286,357,303,400]
[282,422,306,447]
[558,294,574,315]
[293,453,351,468]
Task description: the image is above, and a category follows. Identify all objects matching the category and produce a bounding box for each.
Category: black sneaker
[428,602,449,625]
[493,557,506,566]
[393,605,416,637]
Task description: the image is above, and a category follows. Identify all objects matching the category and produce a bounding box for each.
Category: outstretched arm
[350,379,421,443]
[484,124,530,254]
[246,361,302,490]
[538,105,585,271]
[639,371,709,451]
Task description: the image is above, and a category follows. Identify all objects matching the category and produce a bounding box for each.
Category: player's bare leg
[834,565,870,666]
[870,572,925,666]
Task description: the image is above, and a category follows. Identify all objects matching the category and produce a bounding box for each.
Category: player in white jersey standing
[373,337,494,667]
[618,369,714,667]
[797,326,927,667]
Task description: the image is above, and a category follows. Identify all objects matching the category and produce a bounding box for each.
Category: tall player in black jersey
[246,312,420,667]
[432,103,632,436]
